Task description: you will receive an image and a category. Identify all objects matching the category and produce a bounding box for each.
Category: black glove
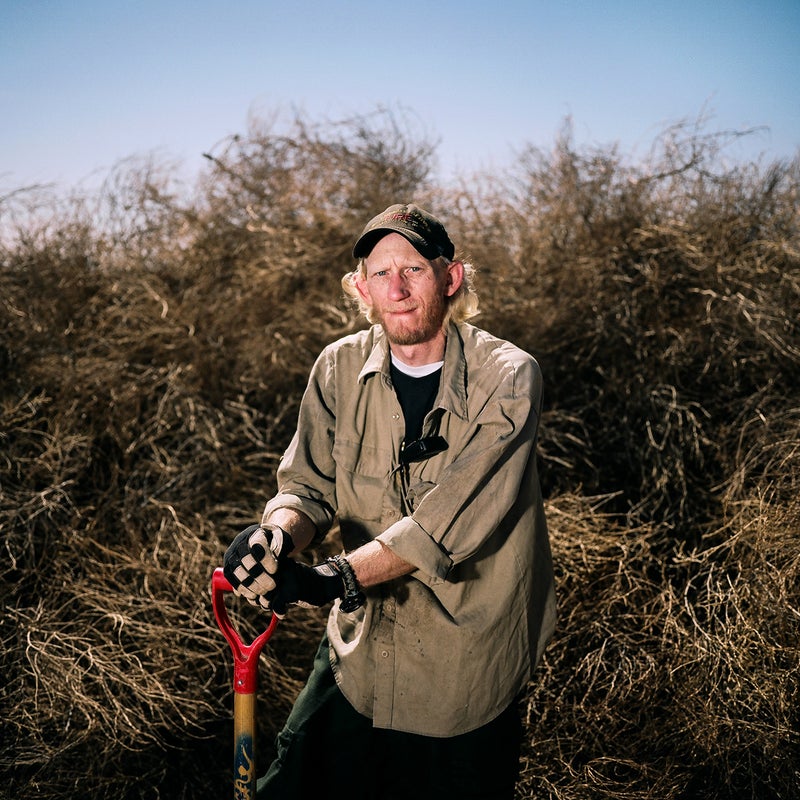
[223,523,295,609]
[265,559,345,618]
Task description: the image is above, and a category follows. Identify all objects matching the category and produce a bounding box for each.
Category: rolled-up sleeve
[262,350,338,538]
[376,516,453,581]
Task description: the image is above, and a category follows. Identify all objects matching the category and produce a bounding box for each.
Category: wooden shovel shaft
[233,692,257,800]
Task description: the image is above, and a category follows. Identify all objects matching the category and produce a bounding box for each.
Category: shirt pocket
[332,438,393,522]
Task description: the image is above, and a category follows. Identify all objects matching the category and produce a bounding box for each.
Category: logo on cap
[353,203,454,260]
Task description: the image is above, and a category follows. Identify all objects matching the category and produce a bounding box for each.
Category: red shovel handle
[212,567,279,694]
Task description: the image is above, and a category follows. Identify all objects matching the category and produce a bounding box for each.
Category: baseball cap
[352,203,455,260]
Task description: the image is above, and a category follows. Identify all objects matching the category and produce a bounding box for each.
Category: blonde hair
[341,256,480,326]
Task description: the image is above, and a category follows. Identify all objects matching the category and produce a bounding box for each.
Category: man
[224,203,556,799]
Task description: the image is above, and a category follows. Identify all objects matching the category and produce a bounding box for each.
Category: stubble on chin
[378,294,448,346]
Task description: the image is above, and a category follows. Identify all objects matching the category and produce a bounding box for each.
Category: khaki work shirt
[264,322,556,736]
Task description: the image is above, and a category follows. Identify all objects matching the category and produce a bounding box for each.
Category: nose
[387,271,410,300]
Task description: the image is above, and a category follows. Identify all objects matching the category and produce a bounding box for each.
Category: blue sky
[2,0,798,192]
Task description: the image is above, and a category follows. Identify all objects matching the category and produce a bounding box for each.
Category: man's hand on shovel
[223,523,294,610]
[223,522,365,618]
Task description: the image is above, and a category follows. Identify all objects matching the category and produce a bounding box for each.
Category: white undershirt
[391,353,444,378]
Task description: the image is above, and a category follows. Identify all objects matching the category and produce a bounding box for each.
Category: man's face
[355,233,461,347]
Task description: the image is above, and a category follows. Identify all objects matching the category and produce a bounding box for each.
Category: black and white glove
[265,559,345,618]
[266,554,367,618]
[223,523,295,610]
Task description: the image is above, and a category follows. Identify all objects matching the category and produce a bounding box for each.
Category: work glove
[223,523,295,610]
[265,559,345,618]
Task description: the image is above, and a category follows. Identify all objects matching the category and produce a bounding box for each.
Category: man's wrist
[328,554,365,613]
[262,507,318,552]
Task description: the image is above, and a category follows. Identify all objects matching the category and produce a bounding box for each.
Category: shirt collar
[358,329,390,382]
[357,323,469,421]
[438,323,469,421]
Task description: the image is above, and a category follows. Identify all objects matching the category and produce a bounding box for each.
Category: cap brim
[352,226,441,260]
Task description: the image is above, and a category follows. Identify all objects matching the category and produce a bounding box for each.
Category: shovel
[212,567,279,800]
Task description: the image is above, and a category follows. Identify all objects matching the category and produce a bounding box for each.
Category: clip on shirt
[400,435,448,465]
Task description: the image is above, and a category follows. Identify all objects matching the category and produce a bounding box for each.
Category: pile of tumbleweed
[1,112,798,799]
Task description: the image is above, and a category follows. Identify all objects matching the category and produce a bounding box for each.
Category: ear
[354,272,373,307]
[443,260,464,297]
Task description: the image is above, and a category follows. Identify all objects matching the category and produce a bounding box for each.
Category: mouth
[387,305,417,316]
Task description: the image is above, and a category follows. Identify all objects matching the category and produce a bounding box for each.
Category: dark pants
[258,636,522,800]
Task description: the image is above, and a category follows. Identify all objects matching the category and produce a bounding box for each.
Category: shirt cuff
[376,517,453,583]
[262,493,333,542]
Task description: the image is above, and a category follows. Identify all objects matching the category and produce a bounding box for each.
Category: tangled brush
[1,111,798,799]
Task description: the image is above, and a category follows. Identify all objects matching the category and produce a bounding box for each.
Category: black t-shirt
[389,363,442,444]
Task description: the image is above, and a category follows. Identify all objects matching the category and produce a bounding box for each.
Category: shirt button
[381,650,389,658]
[392,414,400,420]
